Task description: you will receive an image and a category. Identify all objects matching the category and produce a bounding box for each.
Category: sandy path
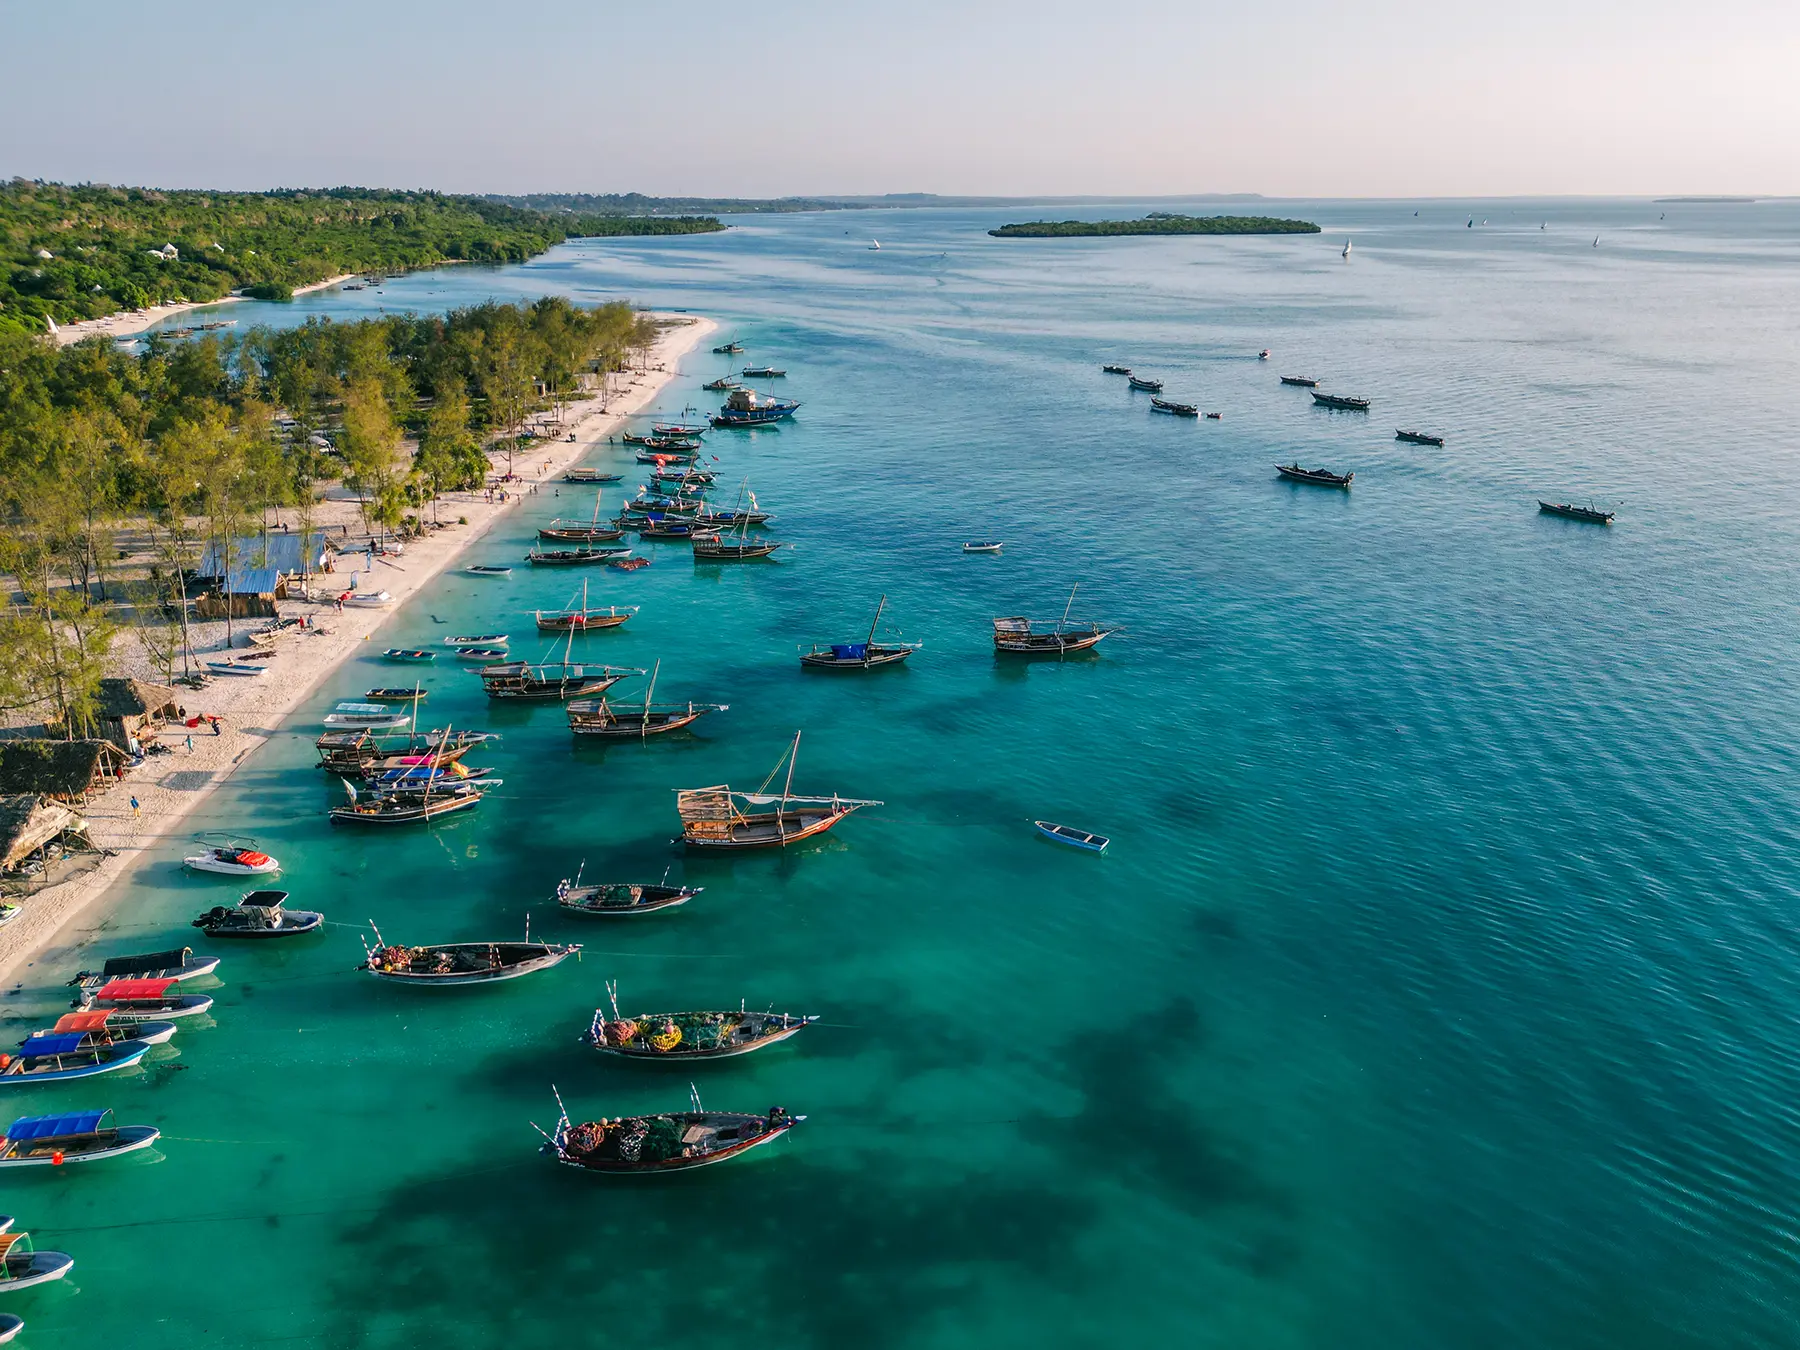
[0,314,715,987]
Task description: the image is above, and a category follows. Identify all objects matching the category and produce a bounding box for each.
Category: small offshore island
[989,212,1322,238]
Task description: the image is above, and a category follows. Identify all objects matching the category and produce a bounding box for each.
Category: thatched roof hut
[0,740,130,802]
[96,678,183,751]
[0,795,92,876]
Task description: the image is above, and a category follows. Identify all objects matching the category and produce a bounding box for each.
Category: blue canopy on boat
[832,644,869,660]
[7,1110,107,1140]
[20,1033,88,1056]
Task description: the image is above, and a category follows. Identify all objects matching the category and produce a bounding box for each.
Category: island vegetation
[0,296,657,730]
[988,213,1321,238]
[1,181,722,333]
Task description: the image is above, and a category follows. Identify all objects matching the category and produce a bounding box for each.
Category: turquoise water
[10,199,1800,1347]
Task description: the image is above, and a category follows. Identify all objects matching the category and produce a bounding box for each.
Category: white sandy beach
[50,273,357,347]
[0,313,715,987]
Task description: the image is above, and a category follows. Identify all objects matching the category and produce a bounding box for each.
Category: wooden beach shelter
[95,678,182,753]
[0,794,95,891]
[0,740,130,803]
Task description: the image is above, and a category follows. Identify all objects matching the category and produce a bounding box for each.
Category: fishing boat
[479,629,643,701]
[692,506,773,530]
[635,448,700,465]
[608,555,651,571]
[1034,820,1110,853]
[1102,364,1132,374]
[365,687,427,703]
[314,728,491,775]
[1311,392,1371,411]
[0,1033,151,1085]
[382,649,435,665]
[701,376,742,392]
[622,433,702,451]
[586,982,815,1060]
[444,634,508,648]
[0,906,14,929]
[625,494,703,517]
[1150,397,1200,417]
[1280,375,1319,387]
[1342,239,1352,258]
[1206,412,1223,420]
[692,529,782,561]
[0,1110,161,1168]
[652,422,708,439]
[455,646,510,662]
[799,595,921,670]
[556,868,701,917]
[183,843,280,876]
[465,564,514,577]
[992,585,1114,656]
[675,732,880,850]
[329,780,486,826]
[535,580,637,634]
[1276,463,1353,488]
[1127,375,1164,393]
[343,590,394,608]
[360,923,579,986]
[1538,500,1615,524]
[541,492,626,543]
[712,388,800,427]
[539,1086,801,1175]
[563,468,621,484]
[1395,429,1445,446]
[205,659,267,677]
[324,702,414,730]
[526,546,625,567]
[631,516,701,541]
[963,541,1004,554]
[740,365,786,379]
[72,977,214,1021]
[68,948,220,989]
[567,661,725,737]
[192,890,324,939]
[0,1233,74,1290]
[712,340,744,354]
[650,467,716,488]
[1259,349,1271,359]
[32,1009,176,1048]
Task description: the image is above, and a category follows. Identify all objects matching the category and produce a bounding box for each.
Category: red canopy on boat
[93,977,177,999]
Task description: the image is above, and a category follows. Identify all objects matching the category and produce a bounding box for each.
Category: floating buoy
[52,1150,65,1165]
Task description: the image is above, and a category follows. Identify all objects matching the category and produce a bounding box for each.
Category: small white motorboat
[206,660,268,677]
[0,1111,161,1168]
[344,590,393,608]
[322,702,412,730]
[962,541,1004,554]
[183,844,280,877]
[0,1232,74,1291]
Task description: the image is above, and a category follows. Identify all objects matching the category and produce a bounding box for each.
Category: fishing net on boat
[640,1116,683,1161]
[602,1019,640,1046]
[648,1020,682,1052]
[371,945,423,971]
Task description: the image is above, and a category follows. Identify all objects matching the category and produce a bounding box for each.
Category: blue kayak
[1033,820,1109,853]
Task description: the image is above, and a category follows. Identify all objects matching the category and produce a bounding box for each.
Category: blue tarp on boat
[7,1110,107,1140]
[832,644,869,660]
[20,1033,88,1056]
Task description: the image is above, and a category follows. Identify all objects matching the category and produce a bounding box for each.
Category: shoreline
[0,312,716,988]
[50,273,357,348]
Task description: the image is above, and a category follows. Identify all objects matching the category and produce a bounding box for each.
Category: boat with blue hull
[1034,820,1110,853]
[712,387,800,427]
[0,1033,152,1085]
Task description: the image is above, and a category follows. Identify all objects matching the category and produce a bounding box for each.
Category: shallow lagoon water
[9,199,1800,1348]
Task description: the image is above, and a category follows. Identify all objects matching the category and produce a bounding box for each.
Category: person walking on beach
[208,714,221,736]
[185,734,194,754]
[130,796,141,818]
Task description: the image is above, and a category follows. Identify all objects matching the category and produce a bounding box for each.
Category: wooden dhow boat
[192,890,324,939]
[701,375,743,392]
[567,661,725,738]
[692,530,782,561]
[1311,392,1371,411]
[0,1110,161,1168]
[635,448,700,464]
[1395,429,1445,446]
[478,630,642,701]
[675,732,879,850]
[1150,397,1200,417]
[800,595,921,670]
[539,493,625,543]
[556,865,701,916]
[535,581,637,634]
[365,687,427,703]
[629,515,701,542]
[1279,375,1319,387]
[652,421,708,438]
[329,778,486,826]
[992,585,1115,656]
[538,1085,802,1174]
[526,546,627,567]
[1102,363,1132,374]
[0,1032,152,1085]
[712,340,744,354]
[1127,374,1164,392]
[360,923,579,986]
[1276,463,1353,488]
[1538,500,1615,524]
[314,728,492,775]
[586,982,816,1060]
[0,1233,74,1291]
[73,977,214,1021]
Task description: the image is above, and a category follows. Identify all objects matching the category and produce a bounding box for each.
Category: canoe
[206,660,268,677]
[383,649,436,663]
[466,565,513,577]
[0,1110,161,1168]
[454,647,511,661]
[444,634,508,647]
[1034,819,1110,853]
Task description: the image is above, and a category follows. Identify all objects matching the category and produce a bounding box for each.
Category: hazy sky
[5,0,1798,197]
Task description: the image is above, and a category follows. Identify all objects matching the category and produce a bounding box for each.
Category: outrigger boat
[1277,463,1353,488]
[1280,375,1319,387]
[0,1110,160,1168]
[184,843,280,876]
[675,732,880,850]
[992,584,1115,656]
[479,629,643,701]
[31,1009,175,1048]
[68,948,219,990]
[535,580,637,634]
[1538,500,1615,524]
[800,595,921,671]
[1102,364,1132,374]
[1,1032,151,1085]
[540,493,625,544]
[1127,374,1164,392]
[365,687,427,703]
[556,869,701,917]
[192,890,324,939]
[444,634,508,648]
[1034,820,1110,853]
[324,702,414,729]
[1395,429,1445,446]
[538,1085,802,1174]
[1311,392,1371,411]
[1150,397,1199,417]
[567,661,725,738]
[712,387,800,427]
[562,468,621,484]
[72,977,214,1021]
[526,546,627,566]
[0,1232,74,1290]
[587,982,816,1060]
[360,922,579,986]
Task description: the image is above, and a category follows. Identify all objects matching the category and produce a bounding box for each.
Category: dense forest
[0,297,657,731]
[988,214,1322,238]
[0,182,722,331]
[486,192,860,216]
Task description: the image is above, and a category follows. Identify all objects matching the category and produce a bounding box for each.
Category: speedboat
[192,890,324,939]
[0,1110,161,1168]
[183,844,280,876]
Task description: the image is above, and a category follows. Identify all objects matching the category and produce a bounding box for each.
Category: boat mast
[865,595,886,649]
[1057,584,1078,637]
[778,731,800,843]
[642,659,660,738]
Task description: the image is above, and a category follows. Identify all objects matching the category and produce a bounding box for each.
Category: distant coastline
[989,213,1321,238]
[1653,196,1756,204]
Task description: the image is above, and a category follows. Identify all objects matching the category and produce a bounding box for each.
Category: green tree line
[988,214,1322,238]
[0,296,658,731]
[1,181,722,332]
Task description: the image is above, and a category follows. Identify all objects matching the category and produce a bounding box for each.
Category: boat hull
[365,946,576,985]
[550,1116,797,1174]
[594,1022,812,1061]
[680,808,856,849]
[0,1125,160,1167]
